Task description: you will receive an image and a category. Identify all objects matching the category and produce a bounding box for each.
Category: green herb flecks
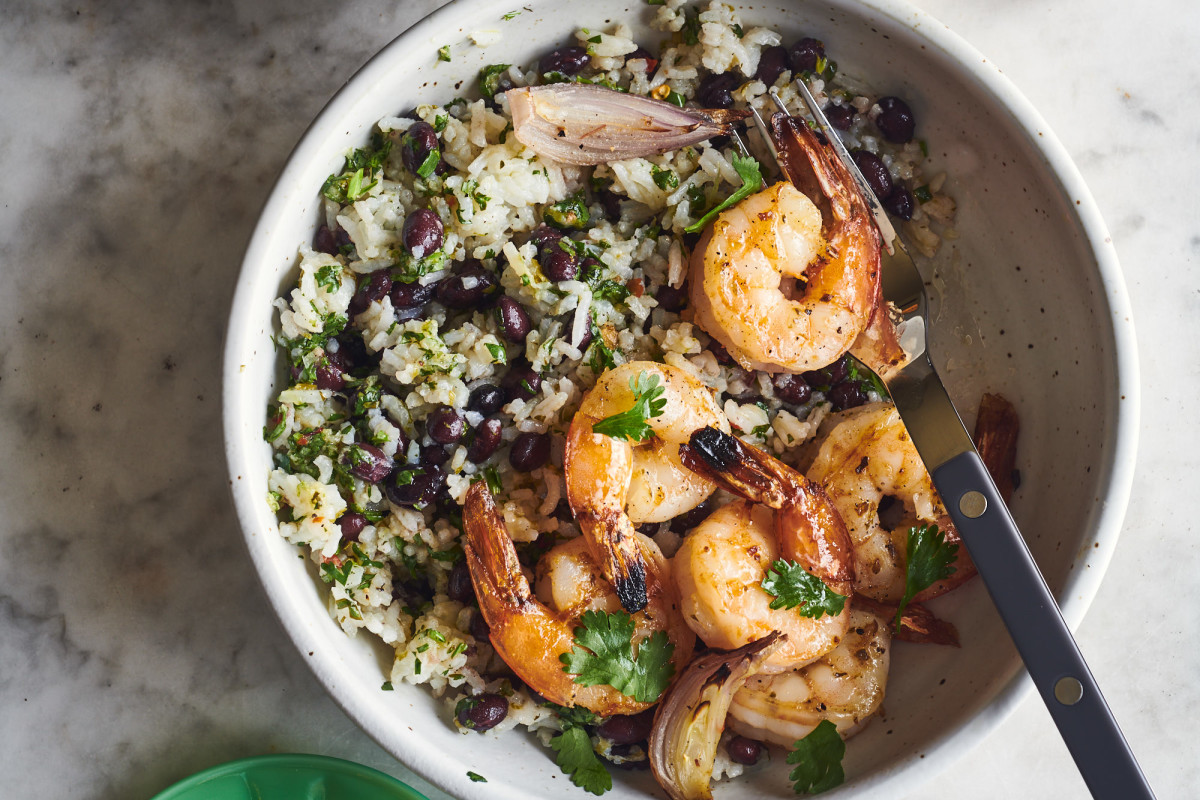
[544,192,590,230]
[684,152,764,233]
[914,184,933,204]
[761,560,847,617]
[787,719,846,794]
[467,771,488,783]
[664,88,686,108]
[846,356,889,399]
[320,133,392,204]
[590,371,667,442]
[894,524,958,631]
[560,609,675,703]
[315,264,343,292]
[651,165,679,190]
[437,44,451,62]
[551,725,611,795]
[479,63,512,99]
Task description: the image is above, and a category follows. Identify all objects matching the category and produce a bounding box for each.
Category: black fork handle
[932,451,1155,799]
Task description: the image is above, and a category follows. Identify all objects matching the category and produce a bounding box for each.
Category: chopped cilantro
[437,44,451,62]
[381,681,394,691]
[919,138,929,157]
[590,279,631,305]
[788,719,845,794]
[664,88,686,108]
[761,559,848,617]
[684,152,764,233]
[588,34,602,44]
[416,148,439,179]
[501,9,520,19]
[682,7,701,45]
[479,64,512,99]
[846,356,889,398]
[544,192,590,230]
[263,405,287,442]
[315,264,342,292]
[587,332,617,372]
[646,0,666,4]
[650,165,679,190]
[482,465,503,496]
[591,371,666,442]
[732,23,744,38]
[560,609,675,702]
[320,133,392,204]
[467,771,488,783]
[551,724,612,795]
[914,184,933,204]
[751,422,771,440]
[894,525,958,631]
[485,341,507,364]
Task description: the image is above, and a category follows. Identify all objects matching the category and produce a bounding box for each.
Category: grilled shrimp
[727,607,890,747]
[688,110,903,375]
[566,361,729,613]
[806,402,972,604]
[673,428,854,672]
[463,481,695,715]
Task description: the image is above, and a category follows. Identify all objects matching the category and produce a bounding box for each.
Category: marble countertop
[1,1,1194,798]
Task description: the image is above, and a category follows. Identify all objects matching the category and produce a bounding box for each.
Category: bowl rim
[222,0,1140,797]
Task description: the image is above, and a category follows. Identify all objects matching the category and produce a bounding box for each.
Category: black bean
[401,121,439,174]
[328,334,372,374]
[420,443,450,466]
[403,208,444,259]
[339,512,367,542]
[458,693,508,731]
[343,443,394,484]
[385,463,445,508]
[696,72,738,109]
[502,363,541,401]
[829,381,868,410]
[313,224,340,255]
[670,498,713,534]
[727,735,765,765]
[803,354,851,388]
[772,373,812,405]
[468,384,507,415]
[875,96,915,144]
[597,709,656,745]
[528,223,564,250]
[467,417,503,462]
[655,283,688,312]
[789,37,825,72]
[709,340,736,366]
[539,46,590,77]
[469,609,491,641]
[436,264,499,309]
[542,248,578,282]
[348,269,392,316]
[509,432,550,472]
[825,103,855,131]
[315,352,346,391]
[756,45,789,86]
[572,313,595,352]
[391,279,438,309]
[496,296,532,343]
[447,559,475,604]
[883,186,915,221]
[851,150,893,201]
[427,406,466,444]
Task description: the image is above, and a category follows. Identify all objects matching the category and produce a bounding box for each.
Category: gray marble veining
[0,1,1195,798]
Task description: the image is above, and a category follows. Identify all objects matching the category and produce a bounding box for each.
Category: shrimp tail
[577,511,648,613]
[463,480,534,611]
[681,427,855,588]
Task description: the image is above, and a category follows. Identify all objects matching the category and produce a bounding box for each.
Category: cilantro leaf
[761,560,847,617]
[787,719,845,794]
[466,771,487,783]
[550,725,611,795]
[894,524,958,631]
[559,609,675,703]
[845,355,889,399]
[684,153,764,233]
[590,371,667,442]
[438,45,452,62]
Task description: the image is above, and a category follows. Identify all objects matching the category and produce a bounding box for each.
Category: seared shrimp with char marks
[728,607,891,746]
[672,428,854,672]
[566,362,729,613]
[463,481,695,716]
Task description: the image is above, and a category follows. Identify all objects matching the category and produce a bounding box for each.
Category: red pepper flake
[626,277,645,298]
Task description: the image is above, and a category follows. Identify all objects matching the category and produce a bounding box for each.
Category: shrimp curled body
[566,361,729,612]
[674,428,855,673]
[462,481,695,715]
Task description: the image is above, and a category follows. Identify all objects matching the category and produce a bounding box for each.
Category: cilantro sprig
[551,725,611,795]
[590,371,666,442]
[787,719,846,794]
[894,524,958,631]
[761,559,847,618]
[559,609,675,703]
[684,152,763,233]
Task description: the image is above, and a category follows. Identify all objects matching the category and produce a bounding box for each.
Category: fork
[755,85,1155,799]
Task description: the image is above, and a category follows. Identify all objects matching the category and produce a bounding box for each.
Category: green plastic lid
[150,753,430,800]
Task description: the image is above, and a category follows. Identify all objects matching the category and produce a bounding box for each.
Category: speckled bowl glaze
[223,1,1139,797]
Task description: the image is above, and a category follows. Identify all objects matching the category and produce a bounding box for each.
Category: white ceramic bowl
[223,1,1139,797]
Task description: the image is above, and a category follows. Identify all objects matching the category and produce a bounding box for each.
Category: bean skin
[420,443,450,466]
[426,406,465,444]
[457,693,508,731]
[391,279,438,309]
[339,511,367,542]
[597,709,656,745]
[447,559,474,604]
[403,208,444,259]
[343,443,394,484]
[467,417,503,462]
[829,381,868,410]
[772,373,812,405]
[789,37,825,72]
[401,121,439,174]
[696,72,738,109]
[875,96,916,144]
[727,735,765,765]
[542,248,578,282]
[884,186,915,221]
[655,283,688,312]
[348,269,392,316]
[501,363,541,401]
[851,150,894,201]
[315,352,346,391]
[496,296,532,343]
[385,463,444,508]
[468,384,506,415]
[825,104,855,131]
[436,264,499,309]
[539,46,590,76]
[509,432,550,472]
[756,45,789,86]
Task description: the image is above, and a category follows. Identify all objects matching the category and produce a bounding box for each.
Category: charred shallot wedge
[649,632,786,800]
[507,84,749,166]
